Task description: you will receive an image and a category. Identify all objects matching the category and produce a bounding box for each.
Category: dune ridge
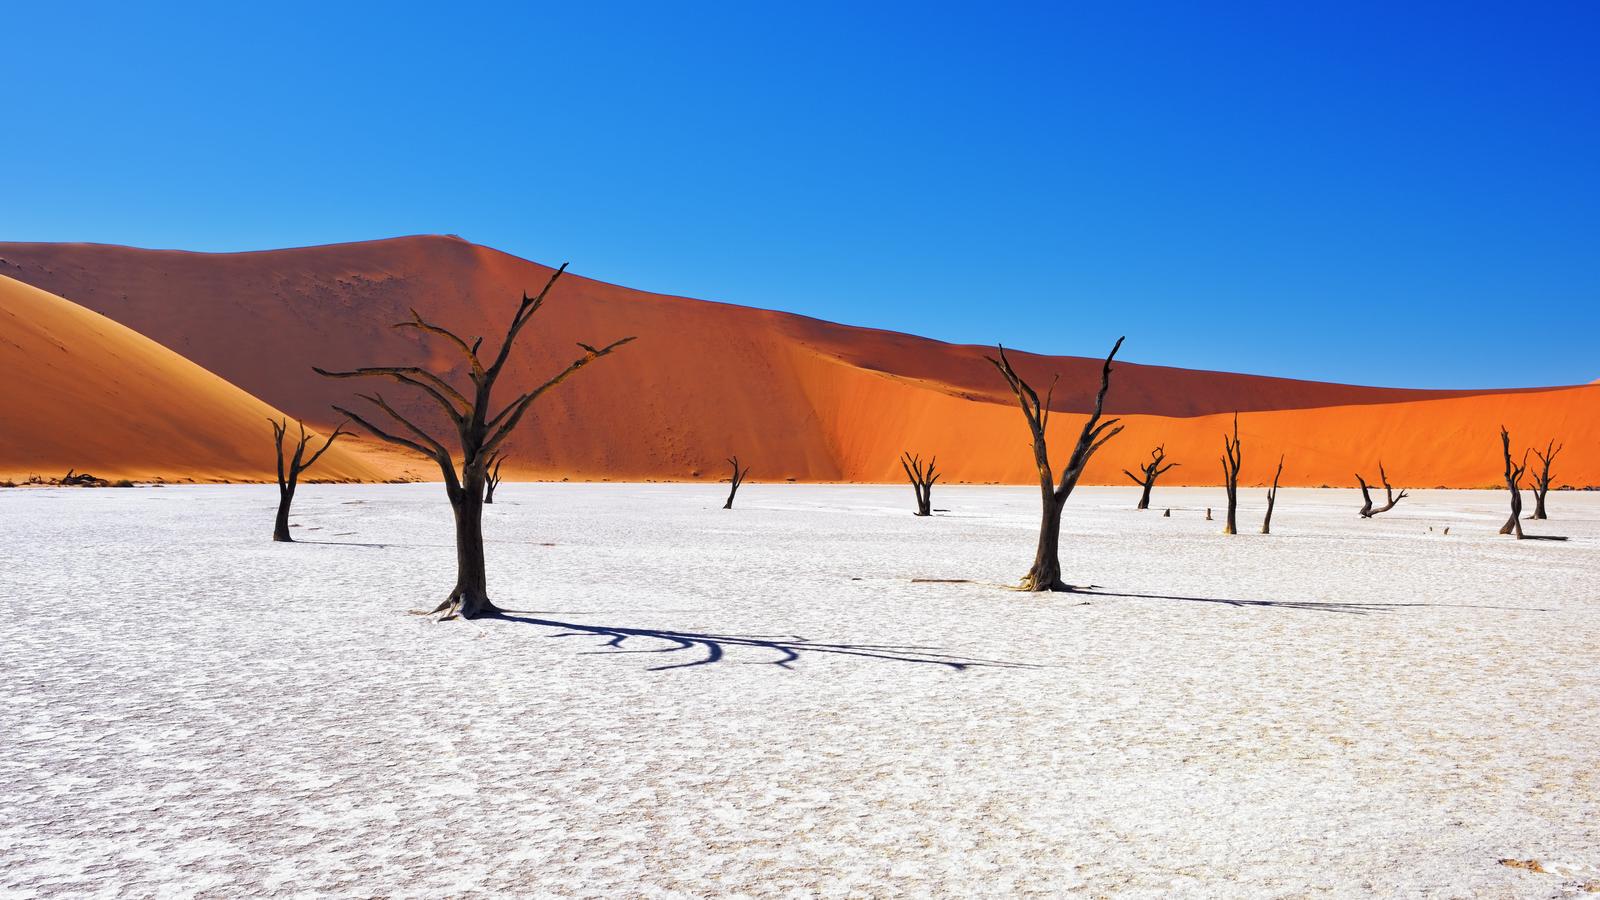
[1,236,1594,487]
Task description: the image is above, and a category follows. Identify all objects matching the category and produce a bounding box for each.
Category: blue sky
[3,2,1596,387]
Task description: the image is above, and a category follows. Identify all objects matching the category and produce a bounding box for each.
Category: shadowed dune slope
[1,236,1595,487]
[0,274,381,482]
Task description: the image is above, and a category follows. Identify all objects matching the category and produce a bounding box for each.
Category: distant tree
[986,337,1125,591]
[1123,444,1178,510]
[1261,454,1284,534]
[900,452,939,516]
[316,265,633,618]
[1499,427,1529,539]
[1355,463,1407,518]
[270,417,349,542]
[483,452,505,504]
[1526,439,1561,520]
[1219,413,1241,535]
[723,456,750,509]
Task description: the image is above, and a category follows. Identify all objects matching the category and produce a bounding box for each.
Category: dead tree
[900,452,938,516]
[1123,445,1178,510]
[483,452,505,504]
[270,417,348,542]
[986,337,1125,592]
[1261,454,1284,534]
[316,264,633,618]
[1527,439,1561,520]
[1355,462,1407,517]
[1220,413,1241,535]
[1499,427,1528,538]
[723,456,750,509]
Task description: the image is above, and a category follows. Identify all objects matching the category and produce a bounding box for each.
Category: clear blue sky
[3,2,1596,388]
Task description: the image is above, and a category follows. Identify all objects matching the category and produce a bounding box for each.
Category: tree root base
[409,593,504,621]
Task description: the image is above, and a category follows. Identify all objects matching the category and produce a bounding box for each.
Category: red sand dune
[0,274,381,483]
[2,236,1595,487]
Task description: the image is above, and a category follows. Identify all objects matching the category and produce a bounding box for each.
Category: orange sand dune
[1,236,1594,487]
[0,274,382,483]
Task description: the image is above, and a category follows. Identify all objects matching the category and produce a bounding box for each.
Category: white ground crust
[2,484,1597,897]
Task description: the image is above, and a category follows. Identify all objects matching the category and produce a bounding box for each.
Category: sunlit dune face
[1,237,1596,487]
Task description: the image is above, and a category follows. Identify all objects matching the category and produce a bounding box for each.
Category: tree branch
[333,405,444,464]
[395,309,484,378]
[299,420,351,472]
[483,335,635,453]
[312,365,470,422]
[485,263,569,379]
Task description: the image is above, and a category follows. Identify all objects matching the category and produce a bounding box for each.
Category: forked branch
[484,336,636,453]
[484,452,506,503]
[317,264,631,619]
[1527,438,1561,520]
[985,336,1126,591]
[1356,461,1407,518]
[1219,413,1242,534]
[1124,443,1178,510]
[901,451,939,516]
[269,417,349,541]
[723,455,751,509]
[1499,426,1528,538]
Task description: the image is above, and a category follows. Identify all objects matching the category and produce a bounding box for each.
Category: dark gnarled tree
[1124,444,1178,510]
[987,337,1125,592]
[1356,463,1407,518]
[1527,439,1561,520]
[1261,453,1284,535]
[316,264,633,619]
[723,456,750,509]
[483,452,505,504]
[1220,414,1241,535]
[270,418,348,542]
[1499,427,1529,539]
[900,452,938,516]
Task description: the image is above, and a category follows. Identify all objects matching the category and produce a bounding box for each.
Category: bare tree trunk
[273,490,294,542]
[1503,486,1525,536]
[1124,444,1177,511]
[1527,439,1560,520]
[270,417,347,543]
[723,456,749,509]
[318,263,633,620]
[1025,495,1068,591]
[987,337,1125,592]
[901,452,938,516]
[483,453,504,504]
[1261,454,1284,534]
[1499,426,1527,539]
[1220,414,1241,535]
[448,478,497,617]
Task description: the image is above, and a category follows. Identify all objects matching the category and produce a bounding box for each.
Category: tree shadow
[297,539,394,549]
[1068,587,1550,615]
[492,611,1033,672]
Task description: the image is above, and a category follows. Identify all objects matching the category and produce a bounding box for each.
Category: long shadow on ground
[493,611,1033,672]
[1069,587,1550,615]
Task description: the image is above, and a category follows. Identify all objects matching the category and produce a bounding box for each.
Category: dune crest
[2,237,1595,487]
